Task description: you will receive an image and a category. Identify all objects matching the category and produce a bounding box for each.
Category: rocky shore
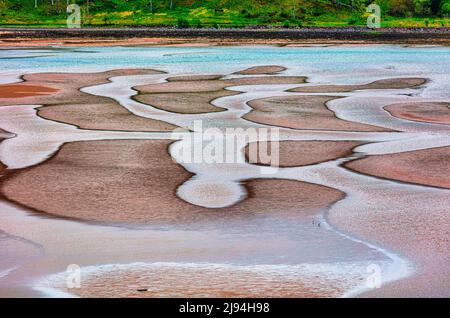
[1,27,449,45]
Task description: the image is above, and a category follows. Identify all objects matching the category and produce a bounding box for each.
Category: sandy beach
[2,138,345,224]
[384,102,450,125]
[0,70,180,132]
[1,27,449,47]
[245,95,392,131]
[288,77,427,93]
[0,43,449,298]
[245,141,365,167]
[345,146,450,189]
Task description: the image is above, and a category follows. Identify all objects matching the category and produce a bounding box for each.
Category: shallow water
[0,45,449,88]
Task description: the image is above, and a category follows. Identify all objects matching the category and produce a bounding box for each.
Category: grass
[0,9,448,28]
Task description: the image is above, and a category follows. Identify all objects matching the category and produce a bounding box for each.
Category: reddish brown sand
[233,65,287,75]
[134,75,306,114]
[1,38,449,48]
[1,139,344,225]
[384,102,450,125]
[0,84,58,98]
[289,78,426,93]
[63,265,346,298]
[0,70,180,132]
[134,91,233,114]
[244,95,391,132]
[135,76,306,94]
[345,146,450,189]
[166,74,224,81]
[245,141,364,167]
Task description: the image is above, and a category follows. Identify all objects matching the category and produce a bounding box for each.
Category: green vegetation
[0,0,448,28]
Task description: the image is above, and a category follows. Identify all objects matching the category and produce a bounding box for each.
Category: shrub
[348,16,358,25]
[176,17,190,28]
[389,0,415,17]
[441,0,450,15]
[192,18,202,28]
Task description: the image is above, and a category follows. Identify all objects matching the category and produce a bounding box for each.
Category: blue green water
[1,45,449,87]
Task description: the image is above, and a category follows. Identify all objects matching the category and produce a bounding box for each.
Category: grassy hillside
[0,0,449,28]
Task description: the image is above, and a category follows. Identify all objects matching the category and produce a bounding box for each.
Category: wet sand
[1,139,344,225]
[0,128,10,138]
[0,230,42,276]
[0,146,5,176]
[323,167,450,298]
[384,102,450,125]
[48,263,353,298]
[288,78,426,93]
[0,131,11,176]
[0,126,43,285]
[167,74,224,81]
[0,84,58,98]
[134,74,306,114]
[345,146,450,189]
[245,141,364,167]
[134,91,232,114]
[328,178,449,298]
[245,95,391,132]
[0,70,180,132]
[233,65,287,75]
[0,53,448,298]
[134,75,307,94]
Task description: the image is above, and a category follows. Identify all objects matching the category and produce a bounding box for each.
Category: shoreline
[1,27,449,46]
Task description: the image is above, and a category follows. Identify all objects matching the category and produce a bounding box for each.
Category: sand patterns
[1,139,344,224]
[0,70,179,132]
[0,64,448,297]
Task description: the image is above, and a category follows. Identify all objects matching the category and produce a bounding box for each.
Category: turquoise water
[1,45,449,87]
